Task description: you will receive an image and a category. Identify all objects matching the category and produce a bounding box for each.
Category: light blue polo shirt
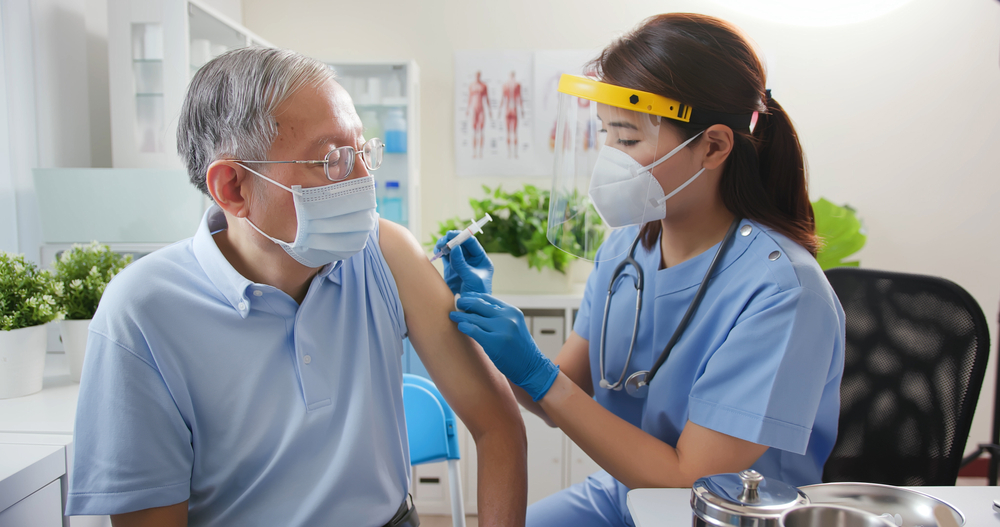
[66,206,411,526]
[571,219,845,522]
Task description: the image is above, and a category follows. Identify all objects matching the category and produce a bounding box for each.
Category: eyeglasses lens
[363,138,384,171]
[325,147,353,181]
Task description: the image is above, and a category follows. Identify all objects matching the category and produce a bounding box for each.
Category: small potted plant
[433,185,603,294]
[53,242,132,382]
[0,252,61,398]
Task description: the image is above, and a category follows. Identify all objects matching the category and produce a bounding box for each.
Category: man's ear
[701,124,735,170]
[206,161,252,218]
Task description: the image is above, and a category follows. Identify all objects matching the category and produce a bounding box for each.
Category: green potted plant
[433,185,603,294]
[0,252,62,398]
[52,242,132,382]
[813,198,867,270]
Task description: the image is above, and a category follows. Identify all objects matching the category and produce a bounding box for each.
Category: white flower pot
[0,324,48,399]
[489,253,593,295]
[59,319,91,383]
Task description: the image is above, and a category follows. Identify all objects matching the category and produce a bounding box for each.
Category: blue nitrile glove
[449,292,559,402]
[434,231,493,296]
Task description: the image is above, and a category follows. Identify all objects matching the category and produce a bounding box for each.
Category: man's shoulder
[99,239,203,313]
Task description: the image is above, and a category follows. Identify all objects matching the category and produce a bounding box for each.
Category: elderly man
[65,47,527,526]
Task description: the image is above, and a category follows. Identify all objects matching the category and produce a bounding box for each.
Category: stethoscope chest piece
[624,371,649,398]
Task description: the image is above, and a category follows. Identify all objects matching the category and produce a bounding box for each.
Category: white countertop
[628,485,1000,526]
[0,352,80,435]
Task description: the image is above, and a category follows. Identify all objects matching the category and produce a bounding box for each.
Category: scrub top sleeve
[572,258,601,341]
[67,330,193,516]
[687,287,840,455]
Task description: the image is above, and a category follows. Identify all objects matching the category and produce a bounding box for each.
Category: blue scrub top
[573,219,845,514]
[67,207,411,526]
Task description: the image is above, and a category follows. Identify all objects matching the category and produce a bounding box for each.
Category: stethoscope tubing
[598,218,742,398]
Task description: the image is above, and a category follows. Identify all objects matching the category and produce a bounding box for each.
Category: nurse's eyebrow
[607,121,639,131]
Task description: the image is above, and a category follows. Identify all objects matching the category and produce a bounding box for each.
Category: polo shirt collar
[192,206,342,316]
[193,206,255,318]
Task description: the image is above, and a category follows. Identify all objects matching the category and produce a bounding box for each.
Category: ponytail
[723,97,819,256]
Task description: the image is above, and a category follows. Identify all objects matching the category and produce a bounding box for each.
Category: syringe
[429,213,493,262]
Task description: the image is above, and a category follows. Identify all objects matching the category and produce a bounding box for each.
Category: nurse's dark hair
[177,47,335,197]
[591,13,819,256]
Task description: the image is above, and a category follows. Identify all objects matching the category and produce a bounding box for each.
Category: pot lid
[692,469,809,522]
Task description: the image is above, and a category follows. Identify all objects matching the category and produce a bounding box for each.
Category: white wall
[0,0,244,259]
[243,0,1000,449]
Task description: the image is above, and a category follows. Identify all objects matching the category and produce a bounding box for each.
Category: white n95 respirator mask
[238,164,378,268]
[588,130,704,229]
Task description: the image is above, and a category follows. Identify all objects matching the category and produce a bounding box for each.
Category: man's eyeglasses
[232,137,384,182]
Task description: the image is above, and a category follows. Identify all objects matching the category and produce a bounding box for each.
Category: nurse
[438,12,846,527]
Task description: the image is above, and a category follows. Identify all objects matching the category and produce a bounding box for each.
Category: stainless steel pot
[691,469,809,527]
[798,482,965,527]
[780,504,896,527]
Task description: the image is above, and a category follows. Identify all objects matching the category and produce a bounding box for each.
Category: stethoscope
[598,218,742,398]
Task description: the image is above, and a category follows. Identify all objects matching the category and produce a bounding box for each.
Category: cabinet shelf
[131,58,164,63]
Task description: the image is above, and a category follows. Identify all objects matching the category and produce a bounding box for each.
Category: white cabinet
[0,480,62,527]
[523,411,564,506]
[107,0,273,169]
[567,438,604,487]
[326,61,421,236]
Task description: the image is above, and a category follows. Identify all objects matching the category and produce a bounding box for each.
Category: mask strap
[653,168,706,206]
[642,130,704,173]
[244,216,294,246]
[235,162,300,195]
[235,163,298,245]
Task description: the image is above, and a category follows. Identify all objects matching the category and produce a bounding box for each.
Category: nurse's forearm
[473,427,528,527]
[539,372,683,488]
[539,372,766,489]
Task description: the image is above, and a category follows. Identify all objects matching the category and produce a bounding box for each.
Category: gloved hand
[449,292,559,402]
[434,231,493,296]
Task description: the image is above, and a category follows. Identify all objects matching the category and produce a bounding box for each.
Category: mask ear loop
[642,130,707,207]
[235,162,299,246]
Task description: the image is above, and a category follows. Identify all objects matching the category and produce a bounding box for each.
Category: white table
[628,486,1000,526]
[0,352,109,527]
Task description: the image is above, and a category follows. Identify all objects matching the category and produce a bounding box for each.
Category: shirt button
[253,290,263,297]
[768,251,781,261]
[237,302,247,311]
[303,355,312,364]
[740,225,752,236]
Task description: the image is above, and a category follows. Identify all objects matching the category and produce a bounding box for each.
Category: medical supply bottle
[384,108,407,153]
[380,181,404,224]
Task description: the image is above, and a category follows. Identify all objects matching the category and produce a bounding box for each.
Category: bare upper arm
[111,501,188,527]
[674,421,769,485]
[554,331,593,396]
[377,219,521,437]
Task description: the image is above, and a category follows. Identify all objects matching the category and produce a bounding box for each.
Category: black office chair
[822,267,990,486]
[960,305,1000,485]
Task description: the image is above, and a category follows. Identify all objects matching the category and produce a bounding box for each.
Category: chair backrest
[402,373,460,465]
[823,267,990,485]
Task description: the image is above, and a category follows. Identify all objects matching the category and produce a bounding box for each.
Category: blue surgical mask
[237,163,378,268]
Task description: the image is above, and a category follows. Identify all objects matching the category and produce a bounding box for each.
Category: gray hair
[177,47,335,196]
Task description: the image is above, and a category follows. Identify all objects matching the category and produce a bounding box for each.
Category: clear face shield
[547,75,700,262]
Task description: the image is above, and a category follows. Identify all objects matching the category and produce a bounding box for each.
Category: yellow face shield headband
[557,74,754,130]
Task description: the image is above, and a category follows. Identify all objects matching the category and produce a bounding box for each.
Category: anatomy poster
[455,50,599,177]
[455,50,536,176]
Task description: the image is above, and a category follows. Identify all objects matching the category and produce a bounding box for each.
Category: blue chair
[402,374,466,527]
